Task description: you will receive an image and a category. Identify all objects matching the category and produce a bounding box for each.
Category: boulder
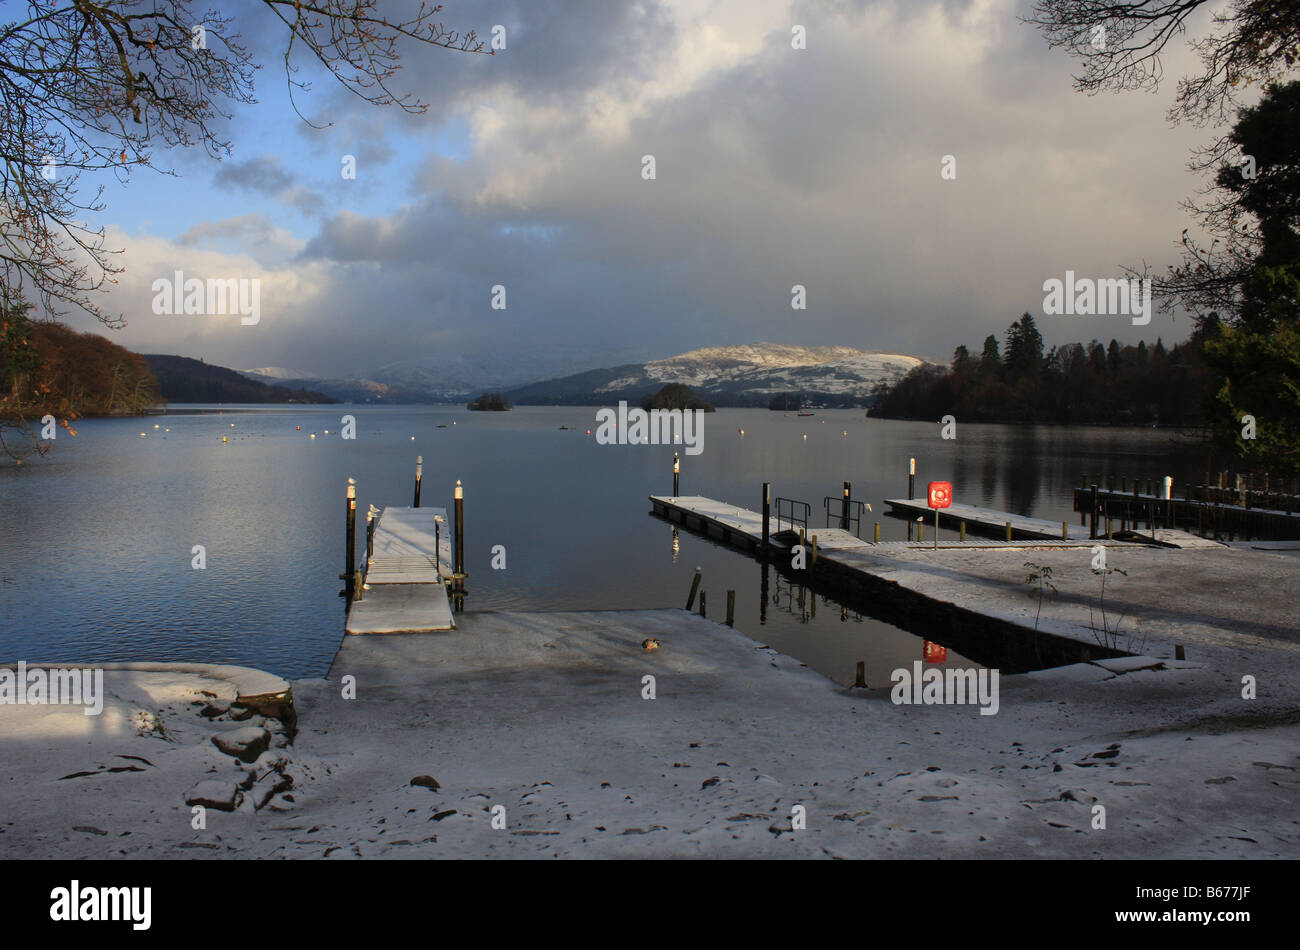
[185,780,242,812]
[212,726,271,763]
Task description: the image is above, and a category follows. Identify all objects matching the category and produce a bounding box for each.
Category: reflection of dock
[884,497,1089,542]
[345,506,455,634]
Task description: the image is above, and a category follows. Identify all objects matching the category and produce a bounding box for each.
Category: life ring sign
[927,481,952,509]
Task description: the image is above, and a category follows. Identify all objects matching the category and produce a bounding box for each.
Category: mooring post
[917,520,923,542]
[699,590,707,619]
[1175,644,1186,661]
[673,452,680,496]
[454,479,465,596]
[1062,521,1068,542]
[842,481,851,530]
[413,455,423,508]
[365,504,378,560]
[908,458,916,540]
[934,508,939,550]
[959,521,966,543]
[873,522,881,543]
[344,478,357,602]
[762,482,771,550]
[685,567,702,611]
[1089,484,1099,539]
[854,661,867,688]
[1005,521,1012,543]
[811,534,818,564]
[726,590,735,626]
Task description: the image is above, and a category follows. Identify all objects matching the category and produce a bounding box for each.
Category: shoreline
[2,537,1296,859]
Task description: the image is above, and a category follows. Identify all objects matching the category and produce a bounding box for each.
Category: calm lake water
[0,405,1209,685]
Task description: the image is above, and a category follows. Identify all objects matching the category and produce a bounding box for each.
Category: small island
[639,382,715,412]
[467,392,511,411]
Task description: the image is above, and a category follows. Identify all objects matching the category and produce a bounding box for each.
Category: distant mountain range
[224,343,927,406]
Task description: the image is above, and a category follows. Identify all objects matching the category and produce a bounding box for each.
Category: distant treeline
[2,311,161,420]
[873,314,1209,426]
[144,355,334,404]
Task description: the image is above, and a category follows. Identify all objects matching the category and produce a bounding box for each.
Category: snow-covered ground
[2,578,1295,858]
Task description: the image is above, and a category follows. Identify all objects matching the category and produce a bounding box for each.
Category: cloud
[86,0,1218,380]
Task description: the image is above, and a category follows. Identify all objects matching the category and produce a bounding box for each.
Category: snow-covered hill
[506,343,928,405]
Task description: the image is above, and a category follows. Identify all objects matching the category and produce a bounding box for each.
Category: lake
[0,405,1209,685]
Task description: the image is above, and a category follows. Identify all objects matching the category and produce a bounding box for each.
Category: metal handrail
[774,497,810,533]
[823,497,870,537]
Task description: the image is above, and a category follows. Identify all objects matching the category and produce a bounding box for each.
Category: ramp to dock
[345,506,455,634]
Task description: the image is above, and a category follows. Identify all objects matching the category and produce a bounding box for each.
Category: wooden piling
[1005,521,1012,542]
[1061,521,1068,541]
[842,481,851,530]
[908,458,915,540]
[1175,644,1186,661]
[453,480,465,594]
[959,521,966,543]
[344,478,357,602]
[685,567,702,611]
[413,455,423,508]
[726,590,735,626]
[673,452,680,496]
[762,482,771,550]
[699,590,707,618]
[854,661,867,688]
[873,522,881,543]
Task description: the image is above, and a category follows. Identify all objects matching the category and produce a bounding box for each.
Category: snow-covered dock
[649,494,871,552]
[345,506,455,634]
[883,497,1090,541]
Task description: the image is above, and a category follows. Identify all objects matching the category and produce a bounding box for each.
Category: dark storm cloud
[101,0,1216,379]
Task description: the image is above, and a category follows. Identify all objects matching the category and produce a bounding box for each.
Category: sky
[51,0,1227,385]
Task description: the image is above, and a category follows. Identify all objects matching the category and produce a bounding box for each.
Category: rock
[252,767,294,810]
[199,703,228,719]
[410,775,440,790]
[212,726,271,763]
[185,779,243,812]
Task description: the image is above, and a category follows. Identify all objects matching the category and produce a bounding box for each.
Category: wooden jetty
[883,497,1089,542]
[649,495,872,553]
[345,506,456,634]
[1072,485,1300,541]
